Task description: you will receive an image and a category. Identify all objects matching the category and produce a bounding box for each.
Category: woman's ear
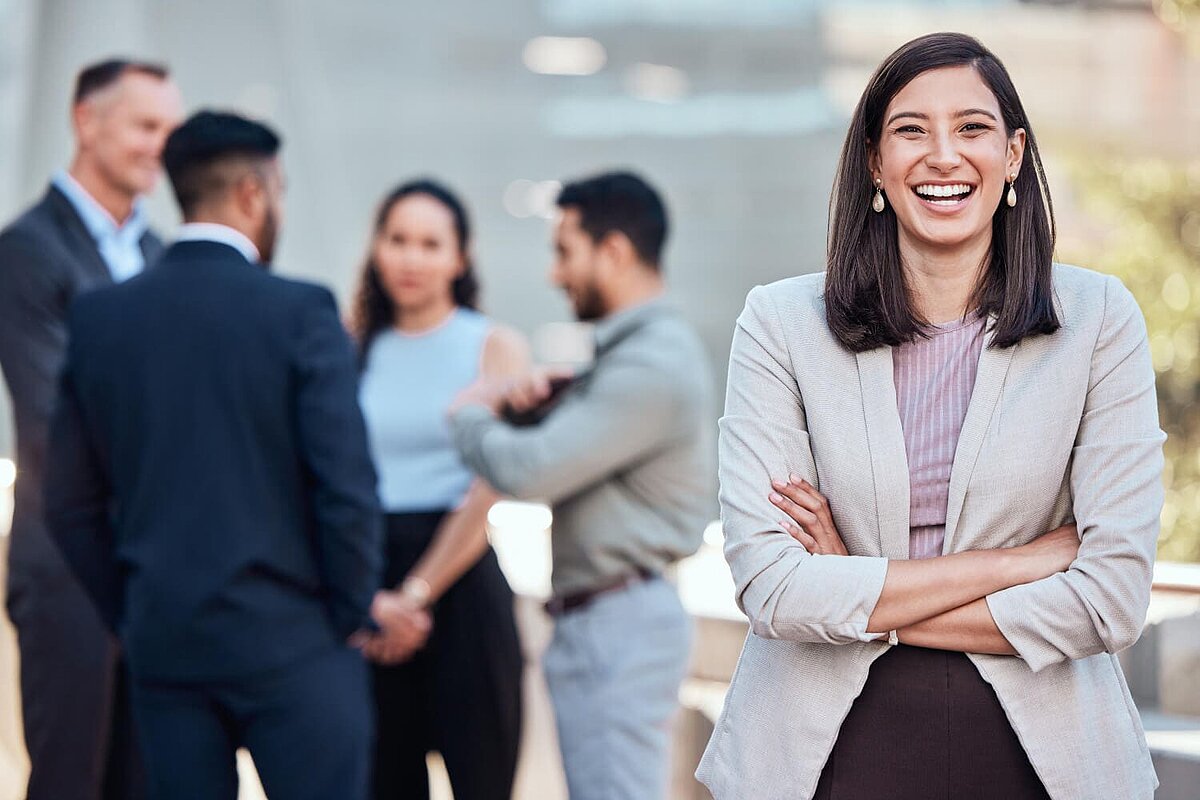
[1007,128,1027,177]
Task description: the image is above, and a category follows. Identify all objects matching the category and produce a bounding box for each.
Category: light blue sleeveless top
[359,308,490,512]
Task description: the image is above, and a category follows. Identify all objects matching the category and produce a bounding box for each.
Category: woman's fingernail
[771,479,785,490]
[790,473,804,485]
[769,492,783,503]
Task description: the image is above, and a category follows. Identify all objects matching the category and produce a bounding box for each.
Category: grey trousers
[543,576,691,800]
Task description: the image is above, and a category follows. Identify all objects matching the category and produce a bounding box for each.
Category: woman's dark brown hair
[825,32,1059,352]
[349,179,480,361]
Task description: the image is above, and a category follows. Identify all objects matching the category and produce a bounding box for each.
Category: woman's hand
[769,475,849,555]
[360,590,433,665]
[1012,523,1080,583]
[769,474,1079,577]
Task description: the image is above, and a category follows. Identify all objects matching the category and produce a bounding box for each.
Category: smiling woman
[825,38,1058,353]
[697,32,1165,800]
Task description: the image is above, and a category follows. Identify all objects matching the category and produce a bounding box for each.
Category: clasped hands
[349,590,433,665]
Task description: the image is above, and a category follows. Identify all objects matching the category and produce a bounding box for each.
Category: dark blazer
[0,185,164,577]
[44,239,383,682]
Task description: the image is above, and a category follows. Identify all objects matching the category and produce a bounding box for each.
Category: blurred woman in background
[351,179,526,800]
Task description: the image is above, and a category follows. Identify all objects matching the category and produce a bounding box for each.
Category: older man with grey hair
[0,58,182,800]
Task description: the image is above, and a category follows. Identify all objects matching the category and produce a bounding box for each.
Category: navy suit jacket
[44,239,382,682]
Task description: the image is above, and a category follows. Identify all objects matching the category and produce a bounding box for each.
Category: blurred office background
[1,0,1198,797]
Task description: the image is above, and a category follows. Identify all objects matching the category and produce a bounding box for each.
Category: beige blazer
[696,265,1165,800]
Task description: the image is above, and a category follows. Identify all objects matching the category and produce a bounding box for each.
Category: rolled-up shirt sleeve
[986,276,1166,672]
[720,286,888,645]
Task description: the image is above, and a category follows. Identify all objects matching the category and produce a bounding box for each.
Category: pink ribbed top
[892,312,987,560]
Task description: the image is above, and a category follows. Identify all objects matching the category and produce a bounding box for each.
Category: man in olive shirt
[449,171,713,800]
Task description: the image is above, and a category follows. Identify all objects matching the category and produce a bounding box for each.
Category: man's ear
[598,230,637,271]
[73,100,98,149]
[233,172,266,220]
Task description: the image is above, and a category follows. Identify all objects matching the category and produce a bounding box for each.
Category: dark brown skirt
[813,645,1050,800]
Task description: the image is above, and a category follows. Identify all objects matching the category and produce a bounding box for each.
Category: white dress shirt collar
[175,222,261,264]
[52,169,149,282]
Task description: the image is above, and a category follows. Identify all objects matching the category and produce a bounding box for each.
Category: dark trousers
[129,644,372,800]
[373,511,523,800]
[813,645,1051,800]
[7,563,144,800]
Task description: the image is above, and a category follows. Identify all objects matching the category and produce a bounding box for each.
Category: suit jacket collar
[44,185,112,283]
[159,238,262,268]
[594,297,672,356]
[42,184,165,278]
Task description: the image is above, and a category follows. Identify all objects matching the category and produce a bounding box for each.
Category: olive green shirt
[449,299,714,596]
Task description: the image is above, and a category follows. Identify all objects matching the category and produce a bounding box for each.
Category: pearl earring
[1006,173,1018,208]
[872,178,885,213]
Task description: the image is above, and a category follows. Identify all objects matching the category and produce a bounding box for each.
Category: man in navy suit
[43,110,412,799]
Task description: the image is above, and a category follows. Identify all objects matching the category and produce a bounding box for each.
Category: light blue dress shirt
[52,170,149,283]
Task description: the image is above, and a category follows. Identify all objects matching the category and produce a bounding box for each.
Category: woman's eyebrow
[956,108,999,120]
[885,108,999,126]
[885,111,927,126]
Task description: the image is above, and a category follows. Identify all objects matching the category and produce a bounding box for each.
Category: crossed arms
[722,280,1164,670]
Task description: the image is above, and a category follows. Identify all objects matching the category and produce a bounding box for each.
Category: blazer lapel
[942,320,1017,553]
[855,347,911,559]
[140,230,166,269]
[46,187,113,285]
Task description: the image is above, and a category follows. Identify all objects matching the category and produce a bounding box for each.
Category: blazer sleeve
[43,307,122,631]
[986,276,1166,672]
[0,228,70,447]
[292,287,383,639]
[719,286,889,645]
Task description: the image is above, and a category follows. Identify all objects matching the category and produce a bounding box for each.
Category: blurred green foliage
[1156,0,1200,52]
[1058,156,1200,563]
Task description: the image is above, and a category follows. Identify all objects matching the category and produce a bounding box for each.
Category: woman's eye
[961,122,991,133]
[896,125,923,135]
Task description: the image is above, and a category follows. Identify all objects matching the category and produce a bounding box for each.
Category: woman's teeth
[913,183,973,205]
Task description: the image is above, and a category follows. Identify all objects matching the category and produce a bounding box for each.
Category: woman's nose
[925,130,963,172]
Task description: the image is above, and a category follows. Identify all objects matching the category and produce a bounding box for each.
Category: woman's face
[872,64,1025,261]
[373,194,464,314]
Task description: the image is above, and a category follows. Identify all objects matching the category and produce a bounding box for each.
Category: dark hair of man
[349,179,481,363]
[73,58,169,105]
[161,110,281,219]
[555,171,669,271]
[825,31,1059,352]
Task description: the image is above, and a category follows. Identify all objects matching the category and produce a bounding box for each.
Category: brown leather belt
[544,568,657,617]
